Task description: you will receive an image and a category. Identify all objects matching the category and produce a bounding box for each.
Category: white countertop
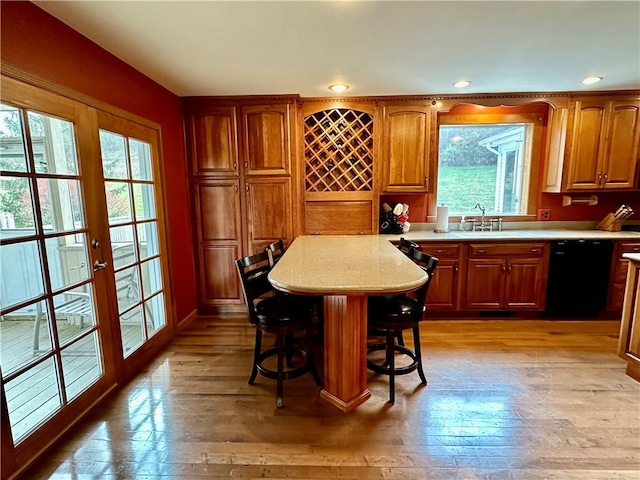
[384,229,640,242]
[268,235,428,295]
[623,253,640,263]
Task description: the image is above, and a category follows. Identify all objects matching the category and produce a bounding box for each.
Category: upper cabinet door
[189,105,239,177]
[601,100,640,189]
[566,99,607,190]
[381,104,432,192]
[565,98,640,190]
[241,104,291,176]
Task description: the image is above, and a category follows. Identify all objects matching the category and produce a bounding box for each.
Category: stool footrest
[366,343,419,376]
[255,346,312,381]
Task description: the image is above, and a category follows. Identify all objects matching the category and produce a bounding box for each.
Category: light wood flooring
[24,316,640,479]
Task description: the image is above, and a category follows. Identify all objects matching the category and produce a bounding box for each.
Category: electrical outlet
[538,208,551,220]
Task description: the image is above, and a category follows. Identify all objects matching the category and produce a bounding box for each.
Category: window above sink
[433,103,548,220]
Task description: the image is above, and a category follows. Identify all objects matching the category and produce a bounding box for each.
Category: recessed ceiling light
[453,80,471,88]
[582,76,603,85]
[328,83,349,93]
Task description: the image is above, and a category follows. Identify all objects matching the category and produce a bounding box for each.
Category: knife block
[596,213,621,231]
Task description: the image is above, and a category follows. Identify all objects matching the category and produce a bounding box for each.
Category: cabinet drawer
[419,243,460,258]
[469,243,545,257]
[620,243,640,254]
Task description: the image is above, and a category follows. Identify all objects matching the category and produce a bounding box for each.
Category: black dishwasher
[544,239,614,318]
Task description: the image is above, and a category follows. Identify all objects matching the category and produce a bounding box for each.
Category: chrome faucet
[474,203,486,226]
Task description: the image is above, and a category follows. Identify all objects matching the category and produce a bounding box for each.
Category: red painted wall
[1,2,197,322]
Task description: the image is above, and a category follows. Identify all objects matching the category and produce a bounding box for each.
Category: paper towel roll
[435,205,449,232]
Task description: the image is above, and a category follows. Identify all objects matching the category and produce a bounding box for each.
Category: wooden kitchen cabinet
[241,103,292,176]
[184,96,298,312]
[381,103,433,193]
[300,102,377,234]
[244,177,293,253]
[304,197,374,235]
[193,178,243,306]
[464,243,548,310]
[419,242,463,310]
[188,104,239,177]
[608,241,640,311]
[564,97,640,191]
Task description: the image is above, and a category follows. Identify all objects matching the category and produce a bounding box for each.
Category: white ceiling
[34,1,640,98]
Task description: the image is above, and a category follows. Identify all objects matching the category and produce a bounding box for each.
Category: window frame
[432,107,547,221]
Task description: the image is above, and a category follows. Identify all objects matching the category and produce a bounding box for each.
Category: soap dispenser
[460,216,466,231]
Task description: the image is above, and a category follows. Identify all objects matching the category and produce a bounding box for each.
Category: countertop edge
[381,229,640,242]
[622,253,640,263]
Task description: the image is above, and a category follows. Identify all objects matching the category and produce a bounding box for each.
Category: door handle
[93,260,108,271]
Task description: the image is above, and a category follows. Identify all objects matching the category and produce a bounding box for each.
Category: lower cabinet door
[465,259,505,309]
[426,260,458,310]
[504,257,545,309]
[200,244,243,307]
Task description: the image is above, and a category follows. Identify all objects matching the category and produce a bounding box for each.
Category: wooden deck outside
[20,316,640,479]
[0,318,143,443]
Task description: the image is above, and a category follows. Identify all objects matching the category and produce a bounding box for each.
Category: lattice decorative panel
[304,109,374,192]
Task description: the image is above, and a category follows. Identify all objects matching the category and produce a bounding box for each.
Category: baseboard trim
[175,309,198,332]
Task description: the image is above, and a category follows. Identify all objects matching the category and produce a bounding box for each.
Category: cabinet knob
[478,249,486,254]
[436,249,445,253]
[603,173,608,184]
[530,248,539,253]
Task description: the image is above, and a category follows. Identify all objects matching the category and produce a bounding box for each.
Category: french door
[0,77,171,470]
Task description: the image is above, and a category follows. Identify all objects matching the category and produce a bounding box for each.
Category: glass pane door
[97,119,169,359]
[0,102,107,443]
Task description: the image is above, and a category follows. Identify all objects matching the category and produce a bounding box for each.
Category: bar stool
[397,237,421,257]
[266,239,324,341]
[266,239,286,266]
[366,248,438,403]
[236,251,322,407]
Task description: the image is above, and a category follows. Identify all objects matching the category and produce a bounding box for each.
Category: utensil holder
[596,213,621,231]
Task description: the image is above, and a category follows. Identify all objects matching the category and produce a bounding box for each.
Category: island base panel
[322,295,370,410]
[320,389,371,412]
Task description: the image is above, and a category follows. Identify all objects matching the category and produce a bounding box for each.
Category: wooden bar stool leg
[276,333,285,408]
[249,329,262,385]
[413,325,427,385]
[387,331,396,404]
[285,333,294,368]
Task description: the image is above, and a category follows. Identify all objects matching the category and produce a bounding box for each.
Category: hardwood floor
[24,316,640,479]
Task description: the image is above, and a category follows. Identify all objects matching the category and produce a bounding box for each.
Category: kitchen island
[268,235,428,411]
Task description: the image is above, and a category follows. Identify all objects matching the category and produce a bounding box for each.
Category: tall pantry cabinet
[184,97,298,312]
